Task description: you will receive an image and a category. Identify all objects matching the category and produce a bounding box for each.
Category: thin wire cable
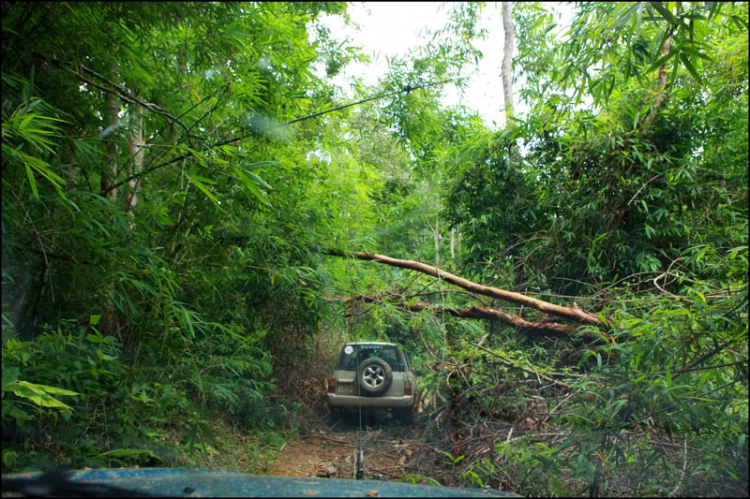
[344,235,365,478]
[356,345,363,478]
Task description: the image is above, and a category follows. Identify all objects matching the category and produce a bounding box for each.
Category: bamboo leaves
[2,99,68,199]
[187,170,221,207]
[236,161,277,208]
[2,380,80,412]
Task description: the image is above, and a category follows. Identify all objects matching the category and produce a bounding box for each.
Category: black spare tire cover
[358,357,393,395]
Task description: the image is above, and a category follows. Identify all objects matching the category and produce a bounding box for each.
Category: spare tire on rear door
[358,357,393,395]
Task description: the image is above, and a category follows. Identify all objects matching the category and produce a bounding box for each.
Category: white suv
[326,342,417,425]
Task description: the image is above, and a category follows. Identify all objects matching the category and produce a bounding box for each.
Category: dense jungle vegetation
[2,2,747,496]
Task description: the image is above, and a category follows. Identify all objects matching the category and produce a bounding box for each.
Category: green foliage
[403,472,441,487]
[1,96,68,199]
[445,129,538,273]
[495,437,565,495]
[2,0,355,474]
[2,380,79,412]
[0,313,280,472]
[1,2,747,495]
[357,3,746,496]
[445,1,748,297]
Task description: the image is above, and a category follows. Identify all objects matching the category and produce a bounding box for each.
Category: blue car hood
[3,468,521,497]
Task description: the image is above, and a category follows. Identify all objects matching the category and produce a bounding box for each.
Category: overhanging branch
[327,249,604,327]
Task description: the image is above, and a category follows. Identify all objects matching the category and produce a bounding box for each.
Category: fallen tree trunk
[341,294,604,339]
[327,249,603,327]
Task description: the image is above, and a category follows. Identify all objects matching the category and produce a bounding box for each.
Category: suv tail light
[404,381,412,395]
[327,378,336,394]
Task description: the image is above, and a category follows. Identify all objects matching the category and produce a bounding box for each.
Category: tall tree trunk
[457,231,461,264]
[501,3,523,298]
[450,228,455,261]
[100,61,120,338]
[501,1,515,126]
[101,61,120,203]
[126,104,144,220]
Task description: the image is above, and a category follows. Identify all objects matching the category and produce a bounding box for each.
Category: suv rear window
[337,344,407,372]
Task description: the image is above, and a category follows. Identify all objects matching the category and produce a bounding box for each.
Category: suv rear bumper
[327,393,414,409]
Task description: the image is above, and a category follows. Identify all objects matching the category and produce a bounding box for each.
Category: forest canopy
[2,2,747,496]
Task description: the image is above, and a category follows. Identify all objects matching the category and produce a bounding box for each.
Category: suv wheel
[358,358,393,395]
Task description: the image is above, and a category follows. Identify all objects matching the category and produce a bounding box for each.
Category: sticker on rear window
[344,346,353,355]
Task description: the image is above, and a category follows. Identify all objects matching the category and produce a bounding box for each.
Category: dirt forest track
[267,414,426,480]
